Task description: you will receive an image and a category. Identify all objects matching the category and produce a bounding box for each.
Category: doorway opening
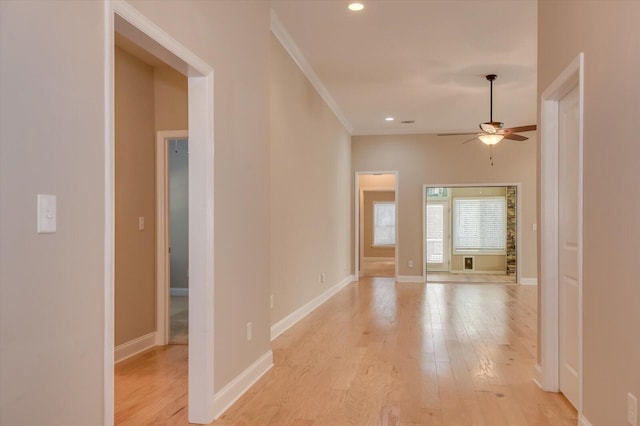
[106,3,215,424]
[156,132,190,346]
[354,172,398,278]
[423,184,520,284]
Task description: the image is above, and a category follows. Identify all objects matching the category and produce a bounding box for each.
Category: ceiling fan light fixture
[478,134,504,145]
[480,121,504,133]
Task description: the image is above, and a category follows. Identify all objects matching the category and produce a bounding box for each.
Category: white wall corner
[114,332,157,364]
[271,275,355,341]
[579,414,593,426]
[520,277,538,285]
[396,275,425,283]
[533,364,543,388]
[212,350,273,419]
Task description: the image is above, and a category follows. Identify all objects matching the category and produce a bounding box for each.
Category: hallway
[115,278,577,425]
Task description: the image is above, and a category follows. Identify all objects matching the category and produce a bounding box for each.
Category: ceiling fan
[438,74,536,145]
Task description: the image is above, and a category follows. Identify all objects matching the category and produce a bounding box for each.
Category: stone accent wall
[506,186,517,276]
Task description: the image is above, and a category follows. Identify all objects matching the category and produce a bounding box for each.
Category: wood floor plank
[115,277,578,425]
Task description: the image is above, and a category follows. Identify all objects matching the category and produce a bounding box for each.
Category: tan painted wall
[270,34,352,326]
[0,1,107,423]
[538,2,640,423]
[362,191,395,258]
[352,134,537,280]
[449,186,506,273]
[0,1,271,421]
[114,47,157,346]
[154,66,188,131]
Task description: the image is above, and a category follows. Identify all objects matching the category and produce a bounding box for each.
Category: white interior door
[558,84,580,409]
[425,201,449,272]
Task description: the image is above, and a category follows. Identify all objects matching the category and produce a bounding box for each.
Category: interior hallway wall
[1,1,107,423]
[538,2,640,423]
[270,33,352,326]
[114,46,157,346]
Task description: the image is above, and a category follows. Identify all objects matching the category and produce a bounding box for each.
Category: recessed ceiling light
[385,117,394,121]
[348,2,365,12]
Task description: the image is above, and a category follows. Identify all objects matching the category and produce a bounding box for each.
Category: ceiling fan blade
[437,132,478,136]
[462,136,480,144]
[503,133,528,141]
[504,124,537,133]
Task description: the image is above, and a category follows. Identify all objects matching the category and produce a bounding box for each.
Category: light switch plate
[37,194,56,234]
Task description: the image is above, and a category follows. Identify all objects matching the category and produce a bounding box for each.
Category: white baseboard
[212,350,273,419]
[532,364,542,388]
[114,331,156,364]
[519,277,538,285]
[170,287,189,296]
[396,275,425,283]
[579,414,592,426]
[271,275,355,341]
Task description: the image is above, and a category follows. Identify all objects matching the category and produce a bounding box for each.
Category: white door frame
[539,53,584,415]
[156,130,189,346]
[422,183,522,284]
[354,172,399,278]
[105,2,215,424]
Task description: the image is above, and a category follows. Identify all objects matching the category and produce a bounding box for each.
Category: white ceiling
[271,0,538,136]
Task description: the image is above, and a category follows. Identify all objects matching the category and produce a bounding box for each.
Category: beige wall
[448,186,506,273]
[352,134,537,279]
[114,47,157,346]
[154,66,188,131]
[538,2,640,423]
[0,1,271,422]
[1,1,106,423]
[270,34,352,325]
[362,191,395,258]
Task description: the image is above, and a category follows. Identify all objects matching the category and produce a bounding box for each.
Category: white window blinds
[373,202,396,245]
[453,197,506,252]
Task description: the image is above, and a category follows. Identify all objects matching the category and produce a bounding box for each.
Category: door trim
[106,1,215,424]
[354,172,399,278]
[539,52,584,413]
[156,130,188,346]
[422,183,522,284]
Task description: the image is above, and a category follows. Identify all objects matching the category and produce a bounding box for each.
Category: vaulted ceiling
[271,0,538,136]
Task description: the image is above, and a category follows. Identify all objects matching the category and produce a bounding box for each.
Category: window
[426,204,444,263]
[453,197,506,253]
[426,187,449,198]
[373,202,396,246]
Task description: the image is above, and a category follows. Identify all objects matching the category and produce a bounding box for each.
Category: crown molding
[270,9,354,134]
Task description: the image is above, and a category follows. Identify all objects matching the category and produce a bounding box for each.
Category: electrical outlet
[246,322,252,341]
[138,216,145,231]
[408,260,413,268]
[270,295,274,309]
[320,273,325,283]
[629,393,637,425]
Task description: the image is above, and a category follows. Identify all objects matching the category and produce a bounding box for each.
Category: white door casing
[540,52,583,416]
[558,84,580,409]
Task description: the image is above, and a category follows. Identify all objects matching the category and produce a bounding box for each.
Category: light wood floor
[360,259,395,277]
[115,277,577,425]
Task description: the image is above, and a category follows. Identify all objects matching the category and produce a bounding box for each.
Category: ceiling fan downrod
[487,74,497,123]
